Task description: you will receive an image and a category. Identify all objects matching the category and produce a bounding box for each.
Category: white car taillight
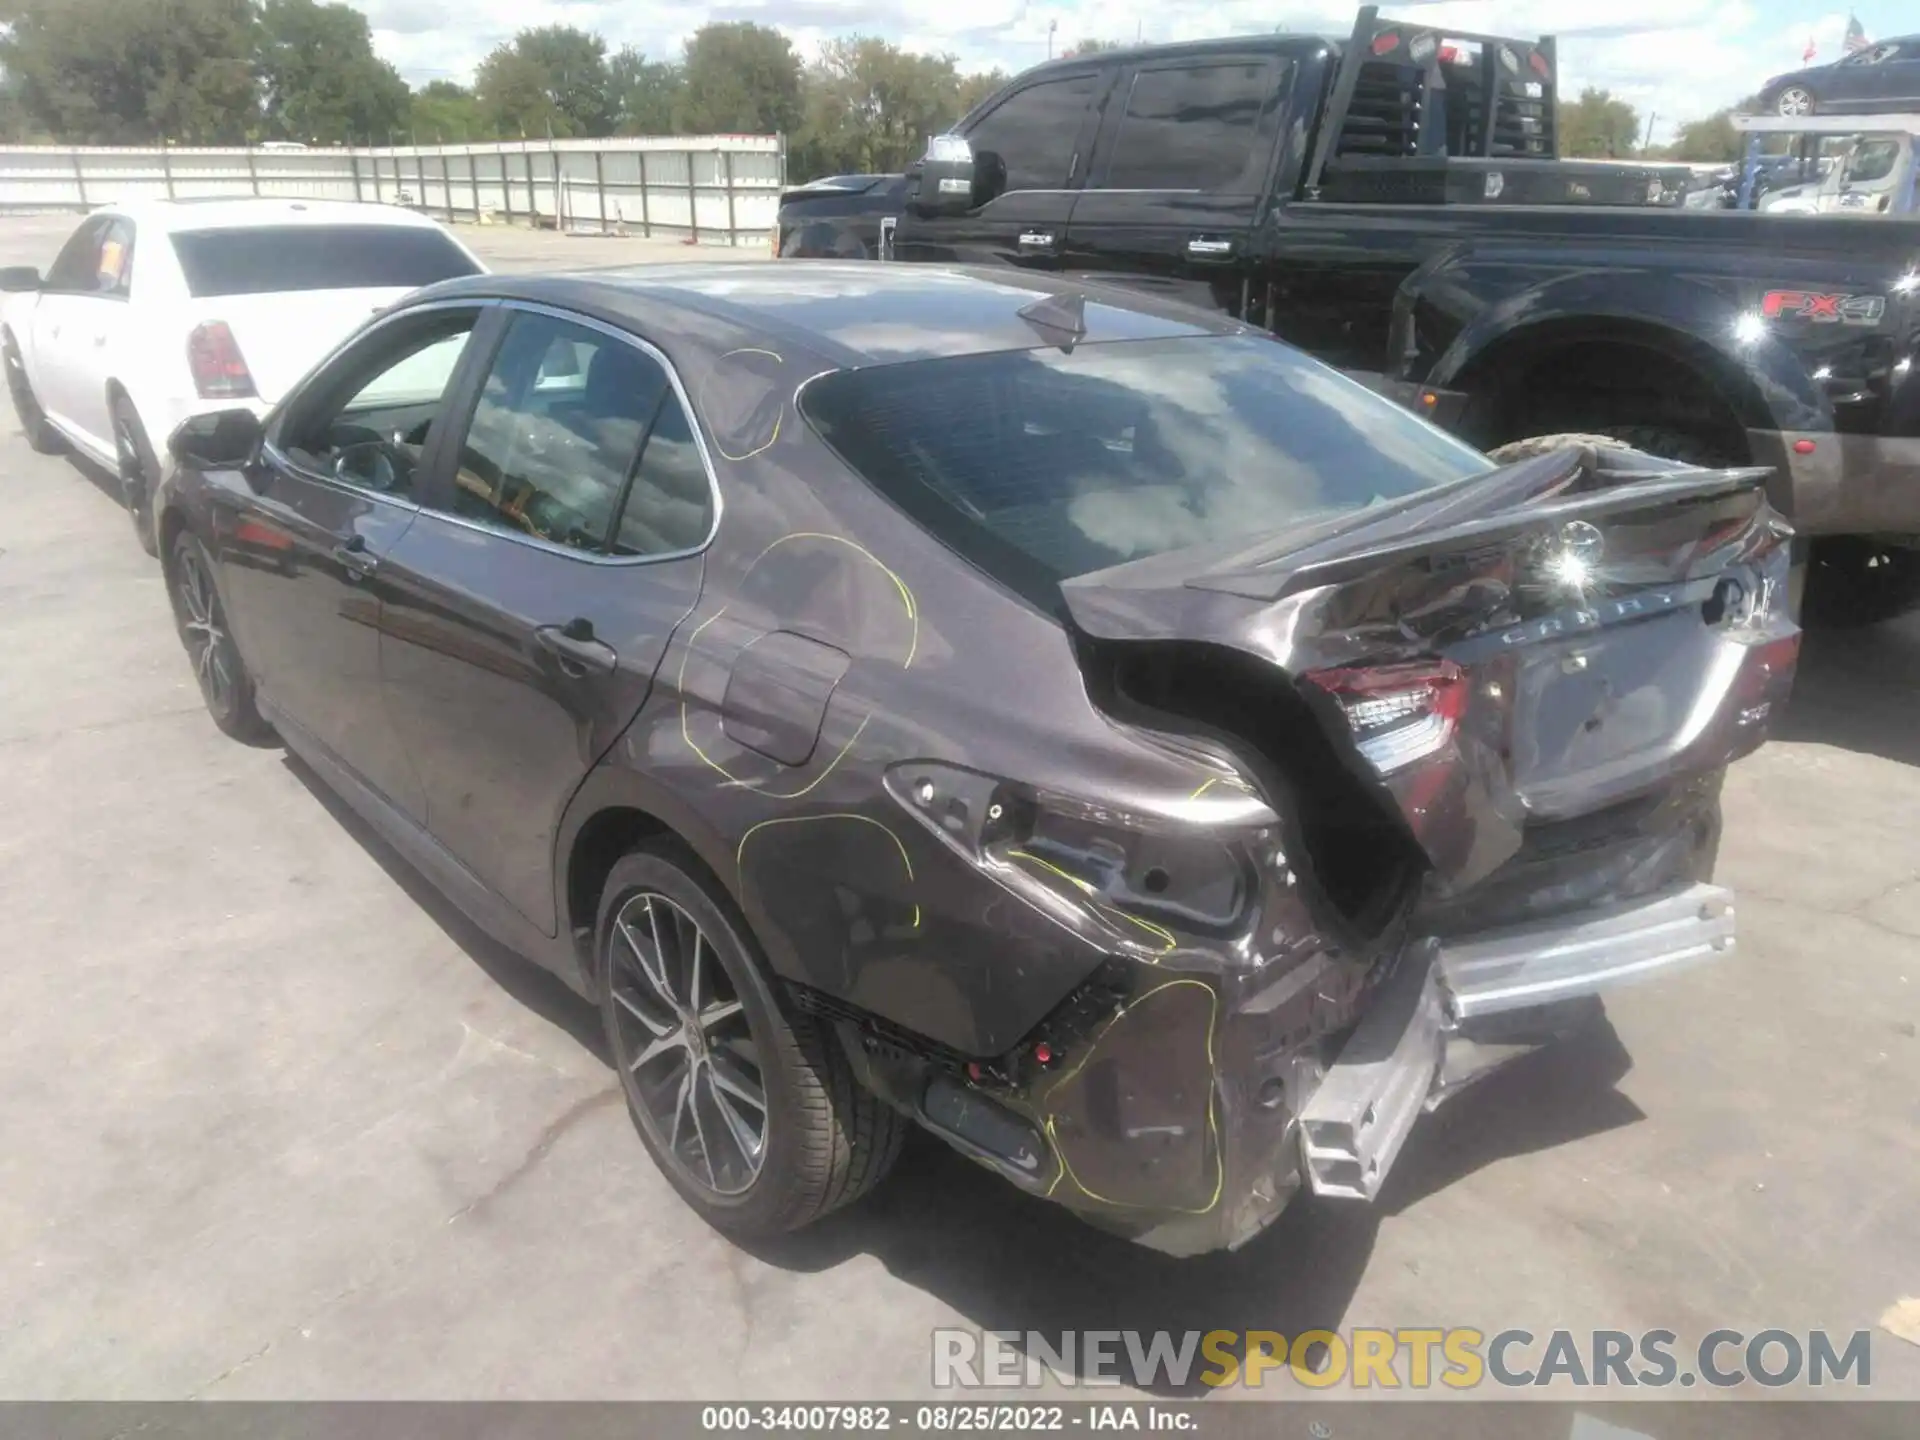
[187,321,257,400]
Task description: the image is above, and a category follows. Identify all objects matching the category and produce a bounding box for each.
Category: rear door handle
[331,532,378,579]
[1186,236,1235,259]
[1017,230,1058,253]
[536,618,618,678]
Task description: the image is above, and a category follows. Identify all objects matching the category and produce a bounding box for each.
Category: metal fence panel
[0,137,785,246]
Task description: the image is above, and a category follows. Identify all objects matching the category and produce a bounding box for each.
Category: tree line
[1559,86,1755,165]
[0,0,1754,178]
[0,0,1107,180]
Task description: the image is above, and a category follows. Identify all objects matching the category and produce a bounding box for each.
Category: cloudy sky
[360,0,1897,142]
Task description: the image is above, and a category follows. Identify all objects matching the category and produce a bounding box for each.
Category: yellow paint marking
[1040,978,1223,1215]
[736,811,919,931]
[706,347,786,461]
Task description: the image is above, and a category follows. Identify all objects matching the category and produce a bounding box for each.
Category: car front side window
[964,72,1103,196]
[43,217,108,293]
[276,309,479,499]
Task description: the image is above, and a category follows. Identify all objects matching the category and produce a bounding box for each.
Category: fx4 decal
[1761,290,1887,325]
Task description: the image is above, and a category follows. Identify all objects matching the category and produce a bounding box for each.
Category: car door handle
[331,533,378,578]
[1186,236,1235,259]
[1017,230,1058,253]
[536,619,617,678]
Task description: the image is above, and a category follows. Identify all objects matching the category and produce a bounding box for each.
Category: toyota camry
[153,263,1799,1255]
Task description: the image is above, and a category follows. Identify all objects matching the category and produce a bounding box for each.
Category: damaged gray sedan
[159,264,1799,1256]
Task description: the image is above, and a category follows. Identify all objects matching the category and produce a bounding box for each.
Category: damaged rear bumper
[868,879,1738,1258]
[1298,882,1734,1202]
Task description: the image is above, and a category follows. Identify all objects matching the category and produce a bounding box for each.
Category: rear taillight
[1734,632,1801,727]
[1307,661,1467,774]
[187,321,257,400]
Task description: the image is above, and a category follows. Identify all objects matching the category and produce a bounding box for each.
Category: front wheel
[168,530,274,743]
[4,331,62,454]
[596,845,905,1238]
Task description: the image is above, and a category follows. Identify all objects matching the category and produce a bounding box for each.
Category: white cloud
[361,0,1859,140]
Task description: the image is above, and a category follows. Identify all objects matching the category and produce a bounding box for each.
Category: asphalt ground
[0,211,1915,1402]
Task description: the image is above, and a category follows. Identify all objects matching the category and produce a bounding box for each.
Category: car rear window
[169,224,479,298]
[799,335,1490,600]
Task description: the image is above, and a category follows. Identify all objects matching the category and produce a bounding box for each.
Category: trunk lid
[1062,445,1799,893]
[183,287,417,402]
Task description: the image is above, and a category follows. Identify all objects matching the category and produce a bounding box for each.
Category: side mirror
[912,134,980,216]
[170,408,264,471]
[0,266,41,292]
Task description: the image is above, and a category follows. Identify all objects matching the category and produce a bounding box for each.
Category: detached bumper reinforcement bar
[1297,882,1735,1201]
[1436,882,1735,1021]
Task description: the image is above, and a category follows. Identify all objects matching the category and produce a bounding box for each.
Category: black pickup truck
[778,7,1920,623]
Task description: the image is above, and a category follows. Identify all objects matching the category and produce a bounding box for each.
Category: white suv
[2,198,485,553]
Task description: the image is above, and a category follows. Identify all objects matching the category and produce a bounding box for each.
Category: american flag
[1844,14,1871,54]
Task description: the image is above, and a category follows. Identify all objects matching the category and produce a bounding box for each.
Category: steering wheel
[332,440,400,493]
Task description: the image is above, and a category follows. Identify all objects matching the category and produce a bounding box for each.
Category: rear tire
[595,844,905,1238]
[112,395,161,558]
[4,331,63,455]
[167,530,275,744]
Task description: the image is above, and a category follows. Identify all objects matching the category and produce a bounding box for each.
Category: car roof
[96,198,446,235]
[419,262,1240,368]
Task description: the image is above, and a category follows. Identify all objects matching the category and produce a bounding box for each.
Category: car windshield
[800,334,1490,600]
[169,224,479,298]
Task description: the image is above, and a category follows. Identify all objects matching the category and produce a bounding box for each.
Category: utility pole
[1047,19,1057,58]
[1642,111,1658,154]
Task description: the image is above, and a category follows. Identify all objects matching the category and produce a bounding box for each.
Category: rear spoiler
[1061,445,1780,624]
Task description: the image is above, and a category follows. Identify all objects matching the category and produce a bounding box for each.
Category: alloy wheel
[176,546,237,715]
[607,891,768,1196]
[1776,87,1814,116]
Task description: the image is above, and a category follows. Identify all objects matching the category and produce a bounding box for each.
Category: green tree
[677,22,803,136]
[1672,107,1740,163]
[474,25,614,138]
[257,0,408,144]
[1061,39,1124,58]
[957,69,1008,117]
[796,36,963,179]
[0,0,257,143]
[609,46,683,135]
[410,79,486,142]
[1558,86,1641,159]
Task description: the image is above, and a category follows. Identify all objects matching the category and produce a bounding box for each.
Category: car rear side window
[444,311,710,558]
[800,334,1490,604]
[169,224,478,298]
[1098,61,1278,192]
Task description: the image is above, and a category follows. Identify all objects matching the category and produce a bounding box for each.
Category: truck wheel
[1800,540,1920,629]
[596,843,907,1237]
